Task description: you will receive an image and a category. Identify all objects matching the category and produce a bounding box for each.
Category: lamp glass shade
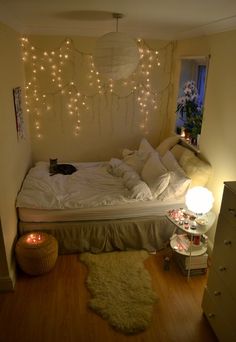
[185,186,214,214]
[93,32,139,80]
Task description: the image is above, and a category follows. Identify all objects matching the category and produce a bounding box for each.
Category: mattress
[18,198,184,222]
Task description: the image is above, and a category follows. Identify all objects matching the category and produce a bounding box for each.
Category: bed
[16,136,212,254]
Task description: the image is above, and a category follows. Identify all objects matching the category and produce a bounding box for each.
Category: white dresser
[202,182,236,341]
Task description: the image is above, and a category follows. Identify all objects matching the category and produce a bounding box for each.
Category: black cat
[49,158,77,176]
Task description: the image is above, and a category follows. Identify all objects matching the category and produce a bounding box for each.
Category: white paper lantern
[93,32,139,80]
[185,186,214,214]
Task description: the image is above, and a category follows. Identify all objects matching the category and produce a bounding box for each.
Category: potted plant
[176,80,203,144]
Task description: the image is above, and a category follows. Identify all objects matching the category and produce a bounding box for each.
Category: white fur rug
[80,250,157,334]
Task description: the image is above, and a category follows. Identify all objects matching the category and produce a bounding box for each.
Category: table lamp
[185,186,214,215]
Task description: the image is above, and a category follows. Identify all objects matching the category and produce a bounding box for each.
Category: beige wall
[0,22,32,290]
[201,30,236,245]
[172,30,236,248]
[24,35,173,163]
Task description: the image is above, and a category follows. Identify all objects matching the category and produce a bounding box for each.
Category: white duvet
[16,160,153,210]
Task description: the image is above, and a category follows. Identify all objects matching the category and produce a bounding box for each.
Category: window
[176,56,209,146]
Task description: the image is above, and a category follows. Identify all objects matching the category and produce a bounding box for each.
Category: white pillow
[141,152,167,182]
[123,138,155,174]
[131,181,153,200]
[151,173,171,198]
[138,138,155,161]
[158,171,191,201]
[141,152,170,198]
[162,150,185,174]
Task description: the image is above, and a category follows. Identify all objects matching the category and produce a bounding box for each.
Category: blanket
[16,160,153,210]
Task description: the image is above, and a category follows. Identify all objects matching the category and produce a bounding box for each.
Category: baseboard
[0,275,15,292]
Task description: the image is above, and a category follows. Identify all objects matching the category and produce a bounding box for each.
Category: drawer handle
[224,240,232,246]
[208,313,215,318]
[214,291,221,296]
[219,266,227,272]
[228,208,236,217]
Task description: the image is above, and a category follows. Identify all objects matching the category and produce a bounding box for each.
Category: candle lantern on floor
[15,232,58,276]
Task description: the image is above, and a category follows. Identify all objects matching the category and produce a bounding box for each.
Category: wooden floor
[0,251,217,342]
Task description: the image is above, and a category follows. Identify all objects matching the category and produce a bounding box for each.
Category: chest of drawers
[202,182,236,341]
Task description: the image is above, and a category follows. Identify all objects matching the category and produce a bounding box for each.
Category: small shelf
[170,234,207,256]
[166,210,216,236]
[167,208,215,279]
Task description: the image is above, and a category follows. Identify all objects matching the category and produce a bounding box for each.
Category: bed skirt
[18,216,175,254]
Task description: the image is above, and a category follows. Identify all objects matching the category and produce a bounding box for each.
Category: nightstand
[202,182,236,341]
[166,208,216,279]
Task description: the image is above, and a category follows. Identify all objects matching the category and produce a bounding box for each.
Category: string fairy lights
[20,36,173,138]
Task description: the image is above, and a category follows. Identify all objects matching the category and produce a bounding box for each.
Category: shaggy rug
[80,250,157,334]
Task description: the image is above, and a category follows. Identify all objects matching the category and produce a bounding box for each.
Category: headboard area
[170,139,212,188]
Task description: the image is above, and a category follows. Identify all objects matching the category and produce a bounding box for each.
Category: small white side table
[166,209,216,280]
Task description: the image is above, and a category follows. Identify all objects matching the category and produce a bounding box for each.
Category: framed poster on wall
[13,86,25,139]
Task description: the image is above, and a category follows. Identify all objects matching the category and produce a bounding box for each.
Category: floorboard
[0,251,217,342]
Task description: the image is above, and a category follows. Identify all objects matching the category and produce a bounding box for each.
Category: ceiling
[1,0,236,40]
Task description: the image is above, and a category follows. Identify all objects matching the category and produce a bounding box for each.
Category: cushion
[131,181,153,200]
[158,171,191,201]
[150,172,170,198]
[161,150,185,174]
[123,138,155,174]
[179,149,212,187]
[138,138,155,160]
[156,135,180,157]
[141,152,167,182]
[141,152,170,198]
